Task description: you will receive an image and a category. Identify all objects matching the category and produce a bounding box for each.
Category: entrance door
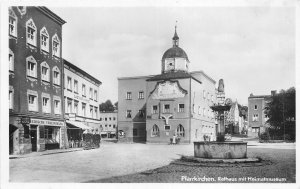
[30,130,37,152]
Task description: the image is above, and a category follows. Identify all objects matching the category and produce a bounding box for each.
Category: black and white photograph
[1,0,298,188]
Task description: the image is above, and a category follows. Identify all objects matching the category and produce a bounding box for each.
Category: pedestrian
[172,134,177,145]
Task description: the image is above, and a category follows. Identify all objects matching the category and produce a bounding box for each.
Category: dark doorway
[9,124,18,154]
[30,130,37,152]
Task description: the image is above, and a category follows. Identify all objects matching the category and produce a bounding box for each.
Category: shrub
[259,132,270,141]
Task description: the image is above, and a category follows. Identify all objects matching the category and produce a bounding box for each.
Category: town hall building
[118,28,217,144]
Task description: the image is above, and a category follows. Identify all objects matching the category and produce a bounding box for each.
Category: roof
[37,7,66,25]
[162,46,189,61]
[248,95,271,99]
[63,59,102,85]
[147,71,201,84]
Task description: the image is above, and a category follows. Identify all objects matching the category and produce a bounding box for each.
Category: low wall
[194,141,247,159]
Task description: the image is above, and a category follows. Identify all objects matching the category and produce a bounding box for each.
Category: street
[10,141,295,183]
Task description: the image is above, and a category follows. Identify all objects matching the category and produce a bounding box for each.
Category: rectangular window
[82,103,86,117]
[254,105,258,110]
[9,89,13,109]
[126,110,132,118]
[74,101,78,114]
[164,125,171,130]
[126,92,132,100]
[139,110,144,118]
[94,90,98,101]
[113,117,116,120]
[252,127,260,133]
[41,66,49,81]
[90,105,93,118]
[198,106,201,115]
[82,84,86,96]
[133,128,138,136]
[53,41,60,57]
[9,17,16,37]
[94,107,98,119]
[53,71,60,85]
[67,100,72,113]
[178,104,184,112]
[67,77,72,90]
[105,117,107,121]
[113,125,116,128]
[138,91,144,99]
[152,105,158,114]
[54,99,61,114]
[42,97,50,113]
[27,26,36,46]
[28,94,38,112]
[9,53,14,72]
[164,104,170,113]
[253,114,259,121]
[27,61,36,78]
[41,34,48,51]
[74,80,78,93]
[89,88,93,99]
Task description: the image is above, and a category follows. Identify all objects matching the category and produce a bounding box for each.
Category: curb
[9,148,83,159]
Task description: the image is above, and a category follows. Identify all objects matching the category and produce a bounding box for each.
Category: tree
[99,100,115,112]
[264,87,295,140]
[114,102,118,110]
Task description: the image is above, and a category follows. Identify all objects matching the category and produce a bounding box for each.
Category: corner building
[118,29,217,143]
[9,7,67,154]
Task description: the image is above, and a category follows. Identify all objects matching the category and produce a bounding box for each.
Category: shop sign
[30,118,65,126]
[21,117,31,124]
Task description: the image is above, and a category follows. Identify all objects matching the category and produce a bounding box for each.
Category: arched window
[151,124,159,137]
[52,34,61,57]
[9,7,17,37]
[40,27,49,52]
[26,56,37,78]
[41,62,50,82]
[52,66,60,85]
[176,124,185,137]
[26,18,37,46]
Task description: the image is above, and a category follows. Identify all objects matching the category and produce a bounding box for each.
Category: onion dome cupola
[161,24,190,74]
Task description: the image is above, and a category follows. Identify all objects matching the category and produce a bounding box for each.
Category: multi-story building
[118,28,217,143]
[99,111,118,139]
[9,6,67,154]
[225,101,247,134]
[63,59,102,145]
[248,91,274,137]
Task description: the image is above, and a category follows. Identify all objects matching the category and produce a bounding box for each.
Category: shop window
[45,127,60,144]
[178,104,184,112]
[26,19,37,46]
[53,66,60,85]
[126,110,132,118]
[9,49,14,73]
[82,84,86,96]
[74,80,78,93]
[126,92,132,100]
[152,105,158,114]
[52,34,60,57]
[133,128,138,136]
[41,62,50,82]
[39,125,45,139]
[42,96,51,113]
[176,124,185,137]
[138,91,144,99]
[40,27,49,52]
[151,124,159,137]
[9,8,17,37]
[163,104,170,113]
[53,97,61,115]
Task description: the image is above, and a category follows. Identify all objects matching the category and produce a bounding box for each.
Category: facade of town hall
[118,29,217,144]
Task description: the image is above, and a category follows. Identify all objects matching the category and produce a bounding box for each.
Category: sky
[51,5,295,105]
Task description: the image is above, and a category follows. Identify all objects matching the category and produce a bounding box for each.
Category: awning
[66,120,91,130]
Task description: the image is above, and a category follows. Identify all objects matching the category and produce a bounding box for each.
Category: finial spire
[172,21,179,47]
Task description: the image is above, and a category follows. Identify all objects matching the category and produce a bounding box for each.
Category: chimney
[271,90,276,96]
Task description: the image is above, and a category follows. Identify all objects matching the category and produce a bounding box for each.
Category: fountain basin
[194,141,247,159]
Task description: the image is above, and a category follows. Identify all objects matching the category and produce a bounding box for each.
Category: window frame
[26,18,37,47]
[52,34,61,58]
[42,94,51,114]
[9,86,14,110]
[27,90,38,112]
[40,27,49,52]
[138,91,144,99]
[178,104,184,113]
[152,105,158,114]
[151,124,160,137]
[53,66,60,86]
[53,96,61,115]
[126,92,132,100]
[126,110,132,118]
[9,8,17,38]
[26,56,37,78]
[9,49,14,72]
[41,62,50,82]
[74,80,78,93]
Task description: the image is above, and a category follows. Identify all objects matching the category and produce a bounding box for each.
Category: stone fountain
[194,79,248,159]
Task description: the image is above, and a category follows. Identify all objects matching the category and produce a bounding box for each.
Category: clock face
[167,62,175,70]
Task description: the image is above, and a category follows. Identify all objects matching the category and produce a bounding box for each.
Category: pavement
[9,138,296,183]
